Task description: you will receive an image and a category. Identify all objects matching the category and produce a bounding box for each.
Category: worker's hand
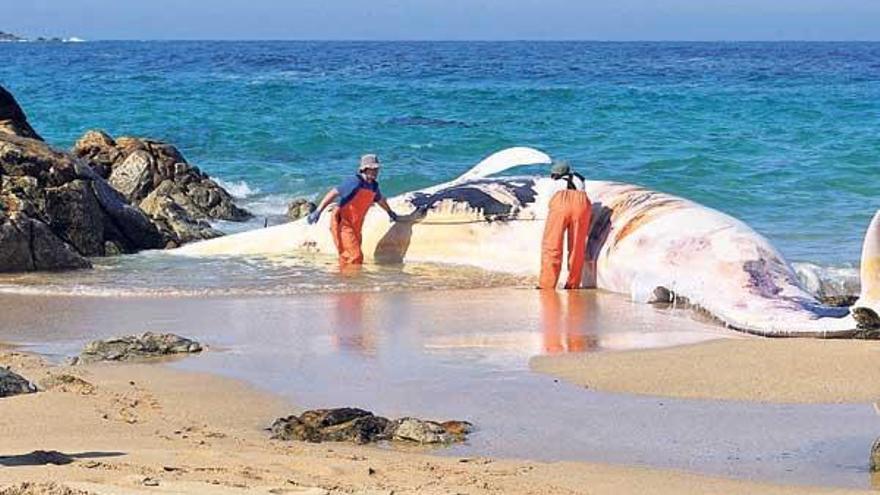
[388,211,399,222]
[307,210,321,225]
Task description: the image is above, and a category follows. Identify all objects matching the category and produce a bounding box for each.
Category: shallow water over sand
[2,288,878,489]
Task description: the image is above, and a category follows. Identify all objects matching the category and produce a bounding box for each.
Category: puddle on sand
[3,288,878,489]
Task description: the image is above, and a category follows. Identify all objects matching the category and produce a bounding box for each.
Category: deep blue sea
[1,41,879,270]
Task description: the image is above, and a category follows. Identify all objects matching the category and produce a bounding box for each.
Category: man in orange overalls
[539,161,592,289]
[308,154,399,265]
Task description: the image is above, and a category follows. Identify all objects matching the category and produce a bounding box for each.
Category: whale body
[176,148,880,338]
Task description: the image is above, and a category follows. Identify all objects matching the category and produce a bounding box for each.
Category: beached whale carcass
[175,147,880,338]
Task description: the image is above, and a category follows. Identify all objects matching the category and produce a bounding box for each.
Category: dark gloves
[307,210,321,224]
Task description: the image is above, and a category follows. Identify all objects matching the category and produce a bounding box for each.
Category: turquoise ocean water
[1,41,878,292]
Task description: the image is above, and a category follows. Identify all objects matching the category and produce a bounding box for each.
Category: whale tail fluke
[853,210,880,332]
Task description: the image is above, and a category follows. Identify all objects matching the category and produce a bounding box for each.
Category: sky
[2,0,879,41]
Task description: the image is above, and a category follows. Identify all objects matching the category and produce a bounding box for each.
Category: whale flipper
[854,210,880,315]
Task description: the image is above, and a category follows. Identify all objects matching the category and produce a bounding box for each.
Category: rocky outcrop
[0,31,28,42]
[0,85,42,140]
[0,367,37,397]
[74,130,251,221]
[72,332,203,364]
[0,132,167,272]
[0,86,254,271]
[72,130,249,246]
[140,182,222,245]
[270,407,473,445]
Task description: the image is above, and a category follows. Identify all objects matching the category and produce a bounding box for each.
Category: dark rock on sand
[287,198,316,222]
[271,408,392,445]
[74,332,202,364]
[0,85,42,140]
[0,367,37,397]
[391,417,454,444]
[270,407,472,446]
[391,418,474,444]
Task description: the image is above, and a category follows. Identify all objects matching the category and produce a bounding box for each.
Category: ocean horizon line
[5,38,880,44]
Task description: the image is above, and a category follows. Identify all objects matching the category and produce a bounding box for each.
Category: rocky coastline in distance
[0,85,251,273]
[0,30,85,43]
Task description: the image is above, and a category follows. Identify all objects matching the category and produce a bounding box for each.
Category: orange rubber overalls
[331,185,377,265]
[539,175,592,289]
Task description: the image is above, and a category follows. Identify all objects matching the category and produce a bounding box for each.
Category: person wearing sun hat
[539,160,592,289]
[308,154,399,265]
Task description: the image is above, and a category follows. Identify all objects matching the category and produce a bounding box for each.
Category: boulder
[270,408,392,445]
[0,87,175,272]
[0,85,42,140]
[73,130,251,222]
[391,417,453,444]
[287,198,316,222]
[0,367,37,398]
[109,150,154,202]
[0,132,168,272]
[30,217,93,270]
[390,418,474,444]
[74,332,203,364]
[270,407,472,446]
[79,161,166,251]
[44,179,105,256]
[140,181,223,245]
[72,130,120,178]
[0,219,35,271]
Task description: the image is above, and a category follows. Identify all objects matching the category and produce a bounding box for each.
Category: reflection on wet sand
[540,290,599,354]
[331,291,377,355]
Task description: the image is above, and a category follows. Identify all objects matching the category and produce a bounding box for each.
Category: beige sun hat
[359,154,381,170]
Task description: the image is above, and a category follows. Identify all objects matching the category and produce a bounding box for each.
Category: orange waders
[539,189,592,289]
[331,188,376,265]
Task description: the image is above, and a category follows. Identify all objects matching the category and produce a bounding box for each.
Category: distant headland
[0,30,85,43]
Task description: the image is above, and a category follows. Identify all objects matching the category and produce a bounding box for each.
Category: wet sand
[1,289,879,492]
[530,338,880,403]
[0,350,875,495]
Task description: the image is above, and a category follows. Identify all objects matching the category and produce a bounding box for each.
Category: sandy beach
[530,338,880,403]
[1,348,877,495]
[0,289,878,493]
